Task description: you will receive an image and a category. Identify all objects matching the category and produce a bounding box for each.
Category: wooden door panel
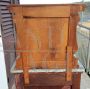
[9,4,85,84]
[17,18,69,69]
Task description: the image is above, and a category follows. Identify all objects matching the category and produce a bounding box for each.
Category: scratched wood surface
[9,4,85,84]
[16,18,69,69]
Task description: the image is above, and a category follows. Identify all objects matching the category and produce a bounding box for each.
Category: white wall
[20,0,82,4]
[0,26,8,89]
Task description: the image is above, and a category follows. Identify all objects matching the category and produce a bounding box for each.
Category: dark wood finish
[25,86,71,89]
[72,73,81,89]
[15,73,81,89]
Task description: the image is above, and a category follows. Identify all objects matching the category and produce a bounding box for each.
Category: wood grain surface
[9,4,85,84]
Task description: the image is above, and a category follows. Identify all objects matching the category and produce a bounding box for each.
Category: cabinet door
[18,18,69,69]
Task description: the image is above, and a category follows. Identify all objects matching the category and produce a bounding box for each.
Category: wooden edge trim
[66,46,73,81]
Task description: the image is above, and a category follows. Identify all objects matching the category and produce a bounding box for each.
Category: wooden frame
[15,73,81,89]
[9,4,85,84]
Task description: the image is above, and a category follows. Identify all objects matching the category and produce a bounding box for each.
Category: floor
[81,73,90,89]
